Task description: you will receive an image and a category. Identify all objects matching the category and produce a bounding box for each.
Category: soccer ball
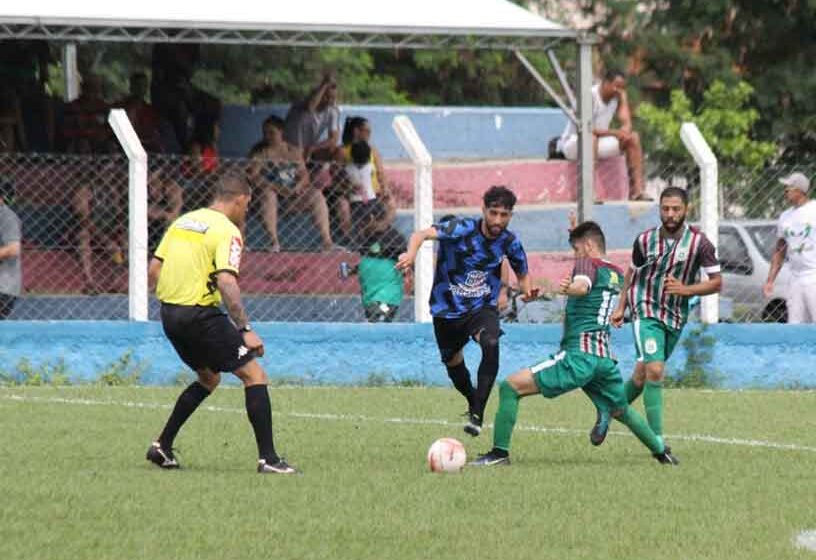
[427,438,467,473]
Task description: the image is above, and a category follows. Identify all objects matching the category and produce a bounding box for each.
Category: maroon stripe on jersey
[597,333,604,358]
[659,233,683,324]
[674,231,700,328]
[644,230,663,319]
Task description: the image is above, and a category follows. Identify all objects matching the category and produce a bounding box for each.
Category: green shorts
[529,350,627,413]
[633,317,681,364]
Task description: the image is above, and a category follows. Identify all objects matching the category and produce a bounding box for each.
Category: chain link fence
[2,148,811,324]
[0,151,416,321]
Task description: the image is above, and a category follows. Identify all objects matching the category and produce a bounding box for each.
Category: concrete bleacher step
[385,156,631,207]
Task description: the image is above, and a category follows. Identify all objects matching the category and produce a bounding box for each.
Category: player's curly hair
[483,185,517,211]
[569,221,606,252]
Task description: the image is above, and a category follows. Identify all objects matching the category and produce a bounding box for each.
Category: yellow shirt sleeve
[213,222,243,275]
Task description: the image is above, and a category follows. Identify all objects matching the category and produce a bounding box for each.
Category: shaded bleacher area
[6,150,655,308]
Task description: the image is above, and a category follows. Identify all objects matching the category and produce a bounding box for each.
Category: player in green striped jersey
[592,187,722,450]
[471,221,678,466]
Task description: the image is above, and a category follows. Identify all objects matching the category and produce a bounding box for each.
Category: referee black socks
[158,381,211,450]
[244,384,279,464]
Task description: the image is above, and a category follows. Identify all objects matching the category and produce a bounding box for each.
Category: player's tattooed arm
[217,272,250,330]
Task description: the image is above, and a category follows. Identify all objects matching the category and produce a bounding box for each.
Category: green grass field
[2,385,815,560]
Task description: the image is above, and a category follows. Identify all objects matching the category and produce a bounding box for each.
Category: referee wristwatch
[239,324,252,333]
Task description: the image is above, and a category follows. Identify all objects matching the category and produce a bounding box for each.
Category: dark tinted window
[718,226,752,275]
[746,225,777,262]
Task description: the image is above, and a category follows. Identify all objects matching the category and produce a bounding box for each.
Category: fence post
[392,116,433,323]
[680,122,719,324]
[108,109,149,322]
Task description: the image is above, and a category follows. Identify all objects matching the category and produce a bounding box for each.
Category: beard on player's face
[661,213,686,233]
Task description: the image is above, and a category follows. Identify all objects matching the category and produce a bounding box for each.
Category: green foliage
[0,358,72,386]
[666,324,720,388]
[568,0,816,158]
[638,81,776,167]
[96,350,147,386]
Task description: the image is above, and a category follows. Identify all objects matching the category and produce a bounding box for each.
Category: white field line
[3,393,816,454]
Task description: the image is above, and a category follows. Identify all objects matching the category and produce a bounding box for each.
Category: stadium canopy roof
[0,0,578,50]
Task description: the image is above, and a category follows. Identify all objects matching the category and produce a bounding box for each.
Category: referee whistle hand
[243,331,265,358]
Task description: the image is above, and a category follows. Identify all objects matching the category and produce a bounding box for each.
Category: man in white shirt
[557,69,648,201]
[764,172,816,323]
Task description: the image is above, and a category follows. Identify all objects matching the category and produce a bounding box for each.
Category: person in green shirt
[471,221,678,467]
[342,201,406,322]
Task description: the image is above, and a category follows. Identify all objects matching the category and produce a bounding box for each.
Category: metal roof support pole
[576,34,596,222]
[62,43,80,102]
[514,50,576,125]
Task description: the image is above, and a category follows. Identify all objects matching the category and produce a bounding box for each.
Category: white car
[717,220,790,322]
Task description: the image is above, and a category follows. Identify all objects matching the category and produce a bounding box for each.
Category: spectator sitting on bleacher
[62,74,113,154]
[283,73,341,163]
[117,72,165,153]
[556,68,649,201]
[71,160,127,294]
[341,201,407,323]
[248,115,336,253]
[335,116,396,239]
[148,166,183,252]
[0,179,21,319]
[182,115,220,211]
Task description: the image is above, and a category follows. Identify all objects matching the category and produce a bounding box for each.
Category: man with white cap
[764,172,816,323]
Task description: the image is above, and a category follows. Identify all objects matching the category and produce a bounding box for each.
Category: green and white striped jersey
[628,225,720,330]
[561,257,624,358]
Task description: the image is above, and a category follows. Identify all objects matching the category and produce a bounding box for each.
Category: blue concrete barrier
[219,104,567,160]
[1,322,814,389]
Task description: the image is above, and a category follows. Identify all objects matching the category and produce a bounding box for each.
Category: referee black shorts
[432,306,502,364]
[160,303,256,373]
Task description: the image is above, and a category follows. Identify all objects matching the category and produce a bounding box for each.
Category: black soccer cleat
[653,445,680,466]
[257,458,300,475]
[589,409,611,446]
[469,450,511,467]
[146,441,180,469]
[463,413,483,437]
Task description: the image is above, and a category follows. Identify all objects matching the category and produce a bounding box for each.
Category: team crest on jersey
[609,271,620,286]
[451,270,491,298]
[644,337,658,355]
[676,249,688,261]
[229,236,243,269]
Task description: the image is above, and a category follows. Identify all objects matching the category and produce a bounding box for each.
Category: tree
[638,80,775,168]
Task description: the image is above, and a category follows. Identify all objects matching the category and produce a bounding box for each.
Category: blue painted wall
[1,322,814,389]
[219,104,567,160]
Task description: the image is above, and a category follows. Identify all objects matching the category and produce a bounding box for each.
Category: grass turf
[1,385,815,560]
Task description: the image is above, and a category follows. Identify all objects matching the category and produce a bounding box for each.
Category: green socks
[624,378,644,403]
[492,380,520,452]
[643,380,664,440]
[616,406,664,454]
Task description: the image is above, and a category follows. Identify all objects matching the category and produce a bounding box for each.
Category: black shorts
[432,306,502,364]
[160,303,256,373]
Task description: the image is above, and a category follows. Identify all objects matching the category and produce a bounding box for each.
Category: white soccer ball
[427,437,467,473]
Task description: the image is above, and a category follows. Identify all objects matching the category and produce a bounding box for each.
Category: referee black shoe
[257,458,300,475]
[653,445,680,466]
[469,450,510,467]
[463,413,482,437]
[146,441,180,469]
[589,409,611,446]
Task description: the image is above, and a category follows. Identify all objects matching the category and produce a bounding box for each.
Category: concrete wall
[219,104,567,159]
[2,322,814,389]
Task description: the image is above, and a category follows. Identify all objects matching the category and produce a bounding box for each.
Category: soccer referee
[146,175,297,474]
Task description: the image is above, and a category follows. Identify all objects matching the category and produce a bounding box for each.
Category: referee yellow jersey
[155,208,243,307]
